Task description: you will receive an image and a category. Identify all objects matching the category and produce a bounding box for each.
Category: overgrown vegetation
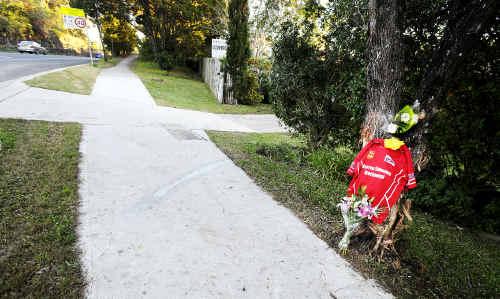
[131,59,272,114]
[0,119,84,298]
[101,15,137,57]
[270,0,499,233]
[208,131,500,298]
[134,0,226,67]
[271,0,366,148]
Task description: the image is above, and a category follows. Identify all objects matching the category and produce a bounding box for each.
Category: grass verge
[0,119,84,298]
[25,64,100,95]
[93,57,122,68]
[131,60,273,114]
[25,57,121,95]
[207,131,500,298]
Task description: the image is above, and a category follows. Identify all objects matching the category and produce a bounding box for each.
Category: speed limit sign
[74,17,86,28]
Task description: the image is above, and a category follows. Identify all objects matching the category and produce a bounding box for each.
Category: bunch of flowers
[337,186,378,252]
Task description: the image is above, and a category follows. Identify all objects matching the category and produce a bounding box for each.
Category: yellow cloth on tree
[384,137,405,150]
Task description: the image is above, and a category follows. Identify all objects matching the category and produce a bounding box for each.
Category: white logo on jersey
[384,154,395,166]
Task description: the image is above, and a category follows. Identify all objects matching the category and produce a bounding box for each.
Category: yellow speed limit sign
[60,7,86,29]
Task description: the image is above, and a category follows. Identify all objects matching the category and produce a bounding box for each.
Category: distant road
[0,52,90,82]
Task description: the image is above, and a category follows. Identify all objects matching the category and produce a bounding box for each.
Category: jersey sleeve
[347,140,374,176]
[404,146,417,189]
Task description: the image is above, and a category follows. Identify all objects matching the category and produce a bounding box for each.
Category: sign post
[211,39,227,59]
[60,7,93,65]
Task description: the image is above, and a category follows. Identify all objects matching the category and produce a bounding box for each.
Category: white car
[17,41,48,54]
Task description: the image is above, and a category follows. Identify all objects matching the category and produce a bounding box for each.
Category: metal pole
[86,23,93,66]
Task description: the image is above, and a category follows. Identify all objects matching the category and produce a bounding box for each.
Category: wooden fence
[201,58,236,104]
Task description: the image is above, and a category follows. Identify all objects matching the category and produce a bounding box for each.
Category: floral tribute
[337,186,378,252]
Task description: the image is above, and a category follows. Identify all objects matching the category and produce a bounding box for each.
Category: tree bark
[361,0,403,145]
[407,0,497,171]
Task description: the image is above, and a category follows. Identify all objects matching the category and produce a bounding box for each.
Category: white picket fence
[201,58,235,104]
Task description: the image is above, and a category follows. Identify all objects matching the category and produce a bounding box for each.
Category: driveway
[0,57,391,298]
[0,52,89,82]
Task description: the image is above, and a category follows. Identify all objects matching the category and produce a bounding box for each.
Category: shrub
[307,146,355,180]
[255,143,306,164]
[157,51,176,70]
[138,39,156,60]
[270,0,367,148]
[241,69,263,105]
[249,58,272,103]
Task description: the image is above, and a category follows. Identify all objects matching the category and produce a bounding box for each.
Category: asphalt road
[0,52,90,82]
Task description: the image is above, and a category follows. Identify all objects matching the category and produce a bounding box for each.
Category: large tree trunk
[407,0,497,171]
[361,0,403,145]
[361,0,406,255]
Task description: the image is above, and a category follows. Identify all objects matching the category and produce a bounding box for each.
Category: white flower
[400,112,410,122]
[387,123,398,133]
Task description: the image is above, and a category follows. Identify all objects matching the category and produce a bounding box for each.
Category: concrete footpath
[0,57,391,298]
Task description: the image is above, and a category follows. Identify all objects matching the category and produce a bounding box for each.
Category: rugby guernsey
[346,138,417,224]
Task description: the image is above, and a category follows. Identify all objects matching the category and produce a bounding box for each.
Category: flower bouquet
[337,186,378,253]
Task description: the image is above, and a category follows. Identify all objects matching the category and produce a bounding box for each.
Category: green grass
[25,57,121,95]
[25,64,101,95]
[207,131,500,298]
[0,119,84,298]
[131,60,273,114]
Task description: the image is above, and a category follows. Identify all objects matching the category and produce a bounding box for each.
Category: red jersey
[346,139,416,224]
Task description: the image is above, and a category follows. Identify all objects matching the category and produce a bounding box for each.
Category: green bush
[307,146,354,180]
[157,51,176,70]
[249,58,272,104]
[138,39,156,60]
[270,0,367,148]
[255,143,306,164]
[242,69,263,105]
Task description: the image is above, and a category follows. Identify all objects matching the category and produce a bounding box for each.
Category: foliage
[269,0,498,231]
[271,0,366,148]
[71,0,131,59]
[101,15,137,56]
[134,0,227,65]
[208,130,500,298]
[250,0,305,58]
[270,0,367,148]
[226,0,262,105]
[249,57,272,103]
[156,51,176,70]
[401,0,500,233]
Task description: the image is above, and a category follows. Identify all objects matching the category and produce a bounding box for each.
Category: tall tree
[227,0,251,104]
[227,0,262,104]
[101,15,137,56]
[361,0,403,145]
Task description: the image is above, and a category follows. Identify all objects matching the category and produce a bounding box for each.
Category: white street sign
[63,15,87,29]
[212,39,227,59]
